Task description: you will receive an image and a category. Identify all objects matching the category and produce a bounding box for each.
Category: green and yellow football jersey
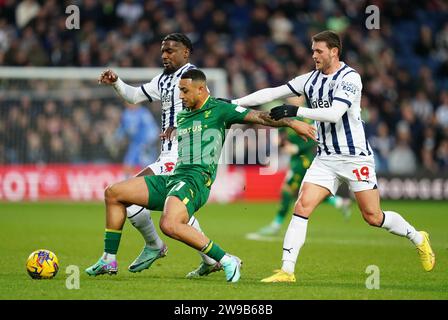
[174,96,250,185]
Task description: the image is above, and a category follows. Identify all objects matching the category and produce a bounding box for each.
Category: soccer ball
[26,249,59,279]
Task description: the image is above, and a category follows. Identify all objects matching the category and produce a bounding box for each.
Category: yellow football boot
[261,269,296,283]
[416,231,435,272]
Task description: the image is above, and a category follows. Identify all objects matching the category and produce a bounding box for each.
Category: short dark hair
[181,69,206,82]
[163,33,193,53]
[312,30,342,57]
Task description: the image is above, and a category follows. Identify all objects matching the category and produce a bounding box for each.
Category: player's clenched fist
[98,69,118,84]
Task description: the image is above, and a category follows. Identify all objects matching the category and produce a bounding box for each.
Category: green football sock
[104,229,122,255]
[201,240,225,262]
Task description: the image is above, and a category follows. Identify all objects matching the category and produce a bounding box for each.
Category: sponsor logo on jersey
[341,81,359,95]
[311,99,330,108]
[179,124,203,135]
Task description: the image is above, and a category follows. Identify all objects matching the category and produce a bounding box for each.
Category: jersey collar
[174,63,192,78]
[187,95,210,112]
[198,95,211,110]
[322,61,346,77]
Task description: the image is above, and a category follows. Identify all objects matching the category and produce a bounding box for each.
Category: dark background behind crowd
[0,0,447,174]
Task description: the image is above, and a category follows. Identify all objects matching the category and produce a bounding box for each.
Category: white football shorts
[302,154,378,195]
[145,151,178,176]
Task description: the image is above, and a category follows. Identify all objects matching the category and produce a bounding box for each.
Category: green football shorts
[144,172,211,217]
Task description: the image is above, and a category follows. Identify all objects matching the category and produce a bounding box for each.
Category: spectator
[435,91,448,128]
[247,4,270,38]
[435,22,448,61]
[400,100,424,156]
[414,25,435,58]
[15,0,40,29]
[211,10,231,37]
[421,127,438,173]
[26,130,46,164]
[388,123,418,175]
[269,11,293,45]
[370,122,394,173]
[48,135,66,163]
[436,138,448,170]
[326,8,349,33]
[116,0,144,26]
[411,90,434,125]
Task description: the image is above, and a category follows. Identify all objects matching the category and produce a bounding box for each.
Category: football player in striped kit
[86,34,222,278]
[233,30,435,282]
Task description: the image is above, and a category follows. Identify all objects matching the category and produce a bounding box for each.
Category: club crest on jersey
[311,99,330,108]
[164,162,175,172]
[204,110,212,118]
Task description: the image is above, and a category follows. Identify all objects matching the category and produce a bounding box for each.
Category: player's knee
[104,184,118,202]
[361,209,383,227]
[159,217,177,238]
[294,198,312,216]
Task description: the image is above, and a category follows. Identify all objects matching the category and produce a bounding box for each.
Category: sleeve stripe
[140,85,153,103]
[287,82,301,97]
[333,97,352,107]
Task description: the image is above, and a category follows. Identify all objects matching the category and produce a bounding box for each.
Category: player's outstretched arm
[232,85,294,107]
[243,110,316,141]
[270,102,349,123]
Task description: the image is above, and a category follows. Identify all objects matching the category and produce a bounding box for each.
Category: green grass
[0,201,447,300]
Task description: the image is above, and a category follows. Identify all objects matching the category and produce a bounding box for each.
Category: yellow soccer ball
[26,249,59,279]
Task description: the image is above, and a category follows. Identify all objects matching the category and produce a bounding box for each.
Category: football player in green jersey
[86,69,316,282]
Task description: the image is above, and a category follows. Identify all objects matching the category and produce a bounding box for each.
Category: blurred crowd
[0,90,128,164]
[0,0,448,174]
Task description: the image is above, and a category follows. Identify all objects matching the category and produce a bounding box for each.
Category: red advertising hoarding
[0,164,287,202]
[0,164,126,202]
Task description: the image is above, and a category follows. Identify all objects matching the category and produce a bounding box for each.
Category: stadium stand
[0,0,447,173]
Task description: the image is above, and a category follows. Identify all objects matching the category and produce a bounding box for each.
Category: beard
[163,65,176,74]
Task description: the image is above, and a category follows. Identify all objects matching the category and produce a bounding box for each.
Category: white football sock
[127,205,164,250]
[281,214,309,274]
[188,216,218,265]
[381,211,423,245]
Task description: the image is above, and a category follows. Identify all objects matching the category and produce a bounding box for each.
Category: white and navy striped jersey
[287,62,372,157]
[140,63,196,153]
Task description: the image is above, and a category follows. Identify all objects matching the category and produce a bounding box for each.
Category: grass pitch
[0,200,447,300]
